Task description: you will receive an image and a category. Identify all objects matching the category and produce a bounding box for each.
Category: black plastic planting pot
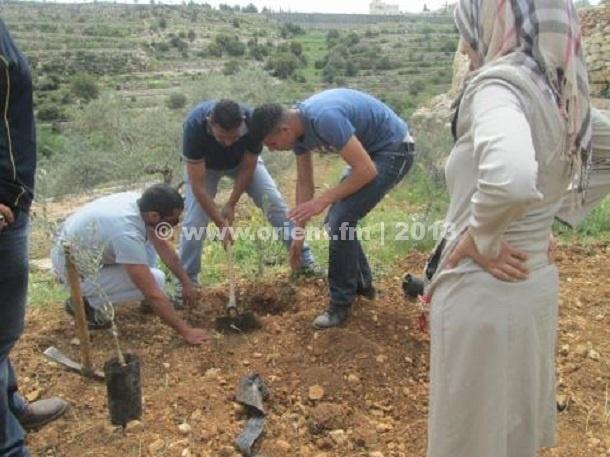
[402,273,424,299]
[104,354,142,426]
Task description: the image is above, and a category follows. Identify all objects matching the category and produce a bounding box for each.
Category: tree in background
[71,74,99,102]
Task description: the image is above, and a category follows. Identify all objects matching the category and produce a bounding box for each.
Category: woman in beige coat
[424,0,593,456]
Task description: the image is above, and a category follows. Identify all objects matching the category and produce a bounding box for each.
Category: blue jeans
[0,212,32,457]
[326,147,414,305]
[179,158,315,282]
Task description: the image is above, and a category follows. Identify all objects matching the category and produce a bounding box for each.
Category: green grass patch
[28,271,66,309]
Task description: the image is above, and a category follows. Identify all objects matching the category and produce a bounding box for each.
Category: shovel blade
[215,312,261,333]
[43,346,105,380]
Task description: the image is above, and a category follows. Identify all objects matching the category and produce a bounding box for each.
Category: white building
[369,0,401,15]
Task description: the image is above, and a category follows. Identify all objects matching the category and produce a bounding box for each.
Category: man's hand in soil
[181,279,197,307]
[0,204,15,232]
[180,327,208,345]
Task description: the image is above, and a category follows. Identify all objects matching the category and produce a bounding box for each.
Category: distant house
[369,0,401,15]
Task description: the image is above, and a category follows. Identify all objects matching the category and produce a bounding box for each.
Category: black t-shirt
[181,101,262,170]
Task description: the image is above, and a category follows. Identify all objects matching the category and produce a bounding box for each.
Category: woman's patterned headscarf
[455,0,593,192]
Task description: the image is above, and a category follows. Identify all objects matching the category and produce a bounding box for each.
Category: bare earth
[11,243,610,457]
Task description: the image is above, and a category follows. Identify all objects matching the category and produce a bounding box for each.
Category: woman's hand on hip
[446,230,529,282]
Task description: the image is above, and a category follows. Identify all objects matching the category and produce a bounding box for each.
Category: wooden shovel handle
[63,244,94,376]
[227,243,237,308]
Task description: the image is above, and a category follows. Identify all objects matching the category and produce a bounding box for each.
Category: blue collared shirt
[293,88,408,156]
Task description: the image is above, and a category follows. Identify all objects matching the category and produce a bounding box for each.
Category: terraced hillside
[1,2,457,120]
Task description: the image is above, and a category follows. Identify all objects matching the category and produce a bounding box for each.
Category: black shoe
[356,285,376,300]
[312,304,351,329]
[64,298,111,330]
[16,397,69,431]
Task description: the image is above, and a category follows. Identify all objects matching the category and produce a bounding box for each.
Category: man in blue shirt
[251,89,414,329]
[178,99,317,296]
[1,18,68,457]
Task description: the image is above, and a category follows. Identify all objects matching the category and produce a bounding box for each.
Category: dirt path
[12,242,610,457]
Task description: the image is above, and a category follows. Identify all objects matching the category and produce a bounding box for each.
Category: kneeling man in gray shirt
[51,184,207,345]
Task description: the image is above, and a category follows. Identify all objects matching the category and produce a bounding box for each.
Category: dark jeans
[0,212,31,457]
[326,146,414,305]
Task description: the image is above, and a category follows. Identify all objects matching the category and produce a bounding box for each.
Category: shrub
[156,41,170,52]
[37,104,68,122]
[266,52,300,79]
[166,93,187,110]
[70,74,99,102]
[280,23,305,38]
[223,60,241,75]
[169,35,189,52]
[214,34,245,56]
[208,42,223,57]
[326,29,341,48]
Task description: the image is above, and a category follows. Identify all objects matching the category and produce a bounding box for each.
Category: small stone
[204,368,221,378]
[253,352,263,358]
[178,423,191,435]
[275,439,291,452]
[588,349,601,361]
[70,338,80,346]
[559,345,570,356]
[376,422,394,433]
[369,452,385,457]
[299,445,312,456]
[190,409,203,421]
[556,395,569,412]
[25,389,41,402]
[575,343,589,357]
[162,362,170,369]
[347,374,360,384]
[219,446,236,457]
[149,439,164,454]
[590,438,602,447]
[376,354,388,363]
[329,429,347,446]
[242,360,250,367]
[125,420,144,433]
[181,449,192,457]
[309,385,325,401]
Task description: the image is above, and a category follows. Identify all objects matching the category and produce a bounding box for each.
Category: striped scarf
[455,0,593,194]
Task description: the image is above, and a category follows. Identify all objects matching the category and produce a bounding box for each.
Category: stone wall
[413,3,610,127]
[580,3,610,97]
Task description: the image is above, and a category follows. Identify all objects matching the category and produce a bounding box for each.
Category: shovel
[43,346,105,380]
[215,243,260,333]
[42,244,105,381]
